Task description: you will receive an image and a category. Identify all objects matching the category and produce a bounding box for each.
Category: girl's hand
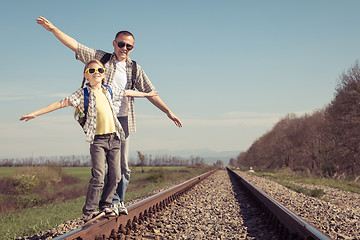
[20,113,37,122]
[147,91,159,97]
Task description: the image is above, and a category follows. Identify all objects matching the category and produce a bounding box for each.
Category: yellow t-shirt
[93,88,116,135]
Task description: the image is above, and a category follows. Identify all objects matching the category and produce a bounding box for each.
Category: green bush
[7,166,65,194]
[321,162,336,177]
[0,165,83,215]
[282,182,325,198]
[146,168,165,183]
[309,188,324,198]
[13,173,41,194]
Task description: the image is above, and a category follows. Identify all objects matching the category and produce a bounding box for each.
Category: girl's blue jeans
[100,117,130,209]
[83,133,121,215]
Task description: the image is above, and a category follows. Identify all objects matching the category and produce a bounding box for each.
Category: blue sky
[1,0,360,158]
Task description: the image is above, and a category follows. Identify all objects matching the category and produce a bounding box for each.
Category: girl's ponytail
[81,77,86,88]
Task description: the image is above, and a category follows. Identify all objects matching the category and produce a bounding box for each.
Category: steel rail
[54,169,216,240]
[227,168,331,240]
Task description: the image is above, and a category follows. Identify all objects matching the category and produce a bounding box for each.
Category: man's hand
[146,95,183,128]
[36,16,56,32]
[35,16,78,53]
[167,112,182,128]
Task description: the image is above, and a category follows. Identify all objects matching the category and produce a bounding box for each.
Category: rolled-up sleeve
[68,88,83,108]
[76,43,106,64]
[135,64,155,93]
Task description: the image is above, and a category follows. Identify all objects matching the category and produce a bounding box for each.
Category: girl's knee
[108,174,121,184]
[90,176,105,187]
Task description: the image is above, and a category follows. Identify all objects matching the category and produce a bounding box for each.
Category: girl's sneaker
[102,207,117,217]
[82,211,101,222]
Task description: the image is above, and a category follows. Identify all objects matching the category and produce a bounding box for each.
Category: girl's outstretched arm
[124,90,159,98]
[20,99,71,122]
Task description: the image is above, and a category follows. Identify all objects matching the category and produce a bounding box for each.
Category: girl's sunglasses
[116,41,134,50]
[85,68,105,74]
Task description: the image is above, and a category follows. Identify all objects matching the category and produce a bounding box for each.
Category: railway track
[51,168,332,240]
[53,170,216,240]
[227,168,332,240]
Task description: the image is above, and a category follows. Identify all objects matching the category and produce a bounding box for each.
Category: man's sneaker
[82,211,101,222]
[118,201,128,215]
[102,207,117,217]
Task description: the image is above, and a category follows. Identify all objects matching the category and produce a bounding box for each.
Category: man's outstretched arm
[146,96,182,128]
[36,16,78,53]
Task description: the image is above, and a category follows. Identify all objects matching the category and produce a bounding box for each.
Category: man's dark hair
[115,31,135,41]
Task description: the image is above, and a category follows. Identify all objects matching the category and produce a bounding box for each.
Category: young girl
[20,59,158,221]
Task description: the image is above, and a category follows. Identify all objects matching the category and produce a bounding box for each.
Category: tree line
[134,151,206,166]
[229,61,360,180]
[0,155,92,167]
[0,153,208,167]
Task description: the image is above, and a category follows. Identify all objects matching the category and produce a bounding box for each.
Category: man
[36,16,182,215]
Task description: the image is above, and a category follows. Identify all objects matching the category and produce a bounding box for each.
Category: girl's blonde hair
[81,59,106,88]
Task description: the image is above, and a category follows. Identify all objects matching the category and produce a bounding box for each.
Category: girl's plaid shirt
[76,43,155,134]
[66,83,125,144]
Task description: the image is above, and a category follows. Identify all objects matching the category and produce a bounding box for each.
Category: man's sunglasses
[85,68,105,74]
[116,41,134,50]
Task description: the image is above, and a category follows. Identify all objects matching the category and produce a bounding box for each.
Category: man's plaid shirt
[76,43,155,133]
[67,84,125,144]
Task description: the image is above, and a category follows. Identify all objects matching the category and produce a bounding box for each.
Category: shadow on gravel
[227,172,280,240]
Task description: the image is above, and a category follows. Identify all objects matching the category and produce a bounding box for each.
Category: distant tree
[239,112,328,176]
[228,158,237,167]
[325,61,360,177]
[137,151,146,173]
[215,160,224,168]
[190,155,204,165]
[236,152,248,168]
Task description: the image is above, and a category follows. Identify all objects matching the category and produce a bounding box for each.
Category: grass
[0,197,84,240]
[251,171,360,196]
[0,165,214,239]
[279,181,325,198]
[0,167,19,178]
[63,167,92,182]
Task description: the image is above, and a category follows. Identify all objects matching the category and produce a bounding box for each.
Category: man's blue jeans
[112,134,130,203]
[113,116,131,203]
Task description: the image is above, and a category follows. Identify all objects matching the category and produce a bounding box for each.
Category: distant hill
[129,149,240,165]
